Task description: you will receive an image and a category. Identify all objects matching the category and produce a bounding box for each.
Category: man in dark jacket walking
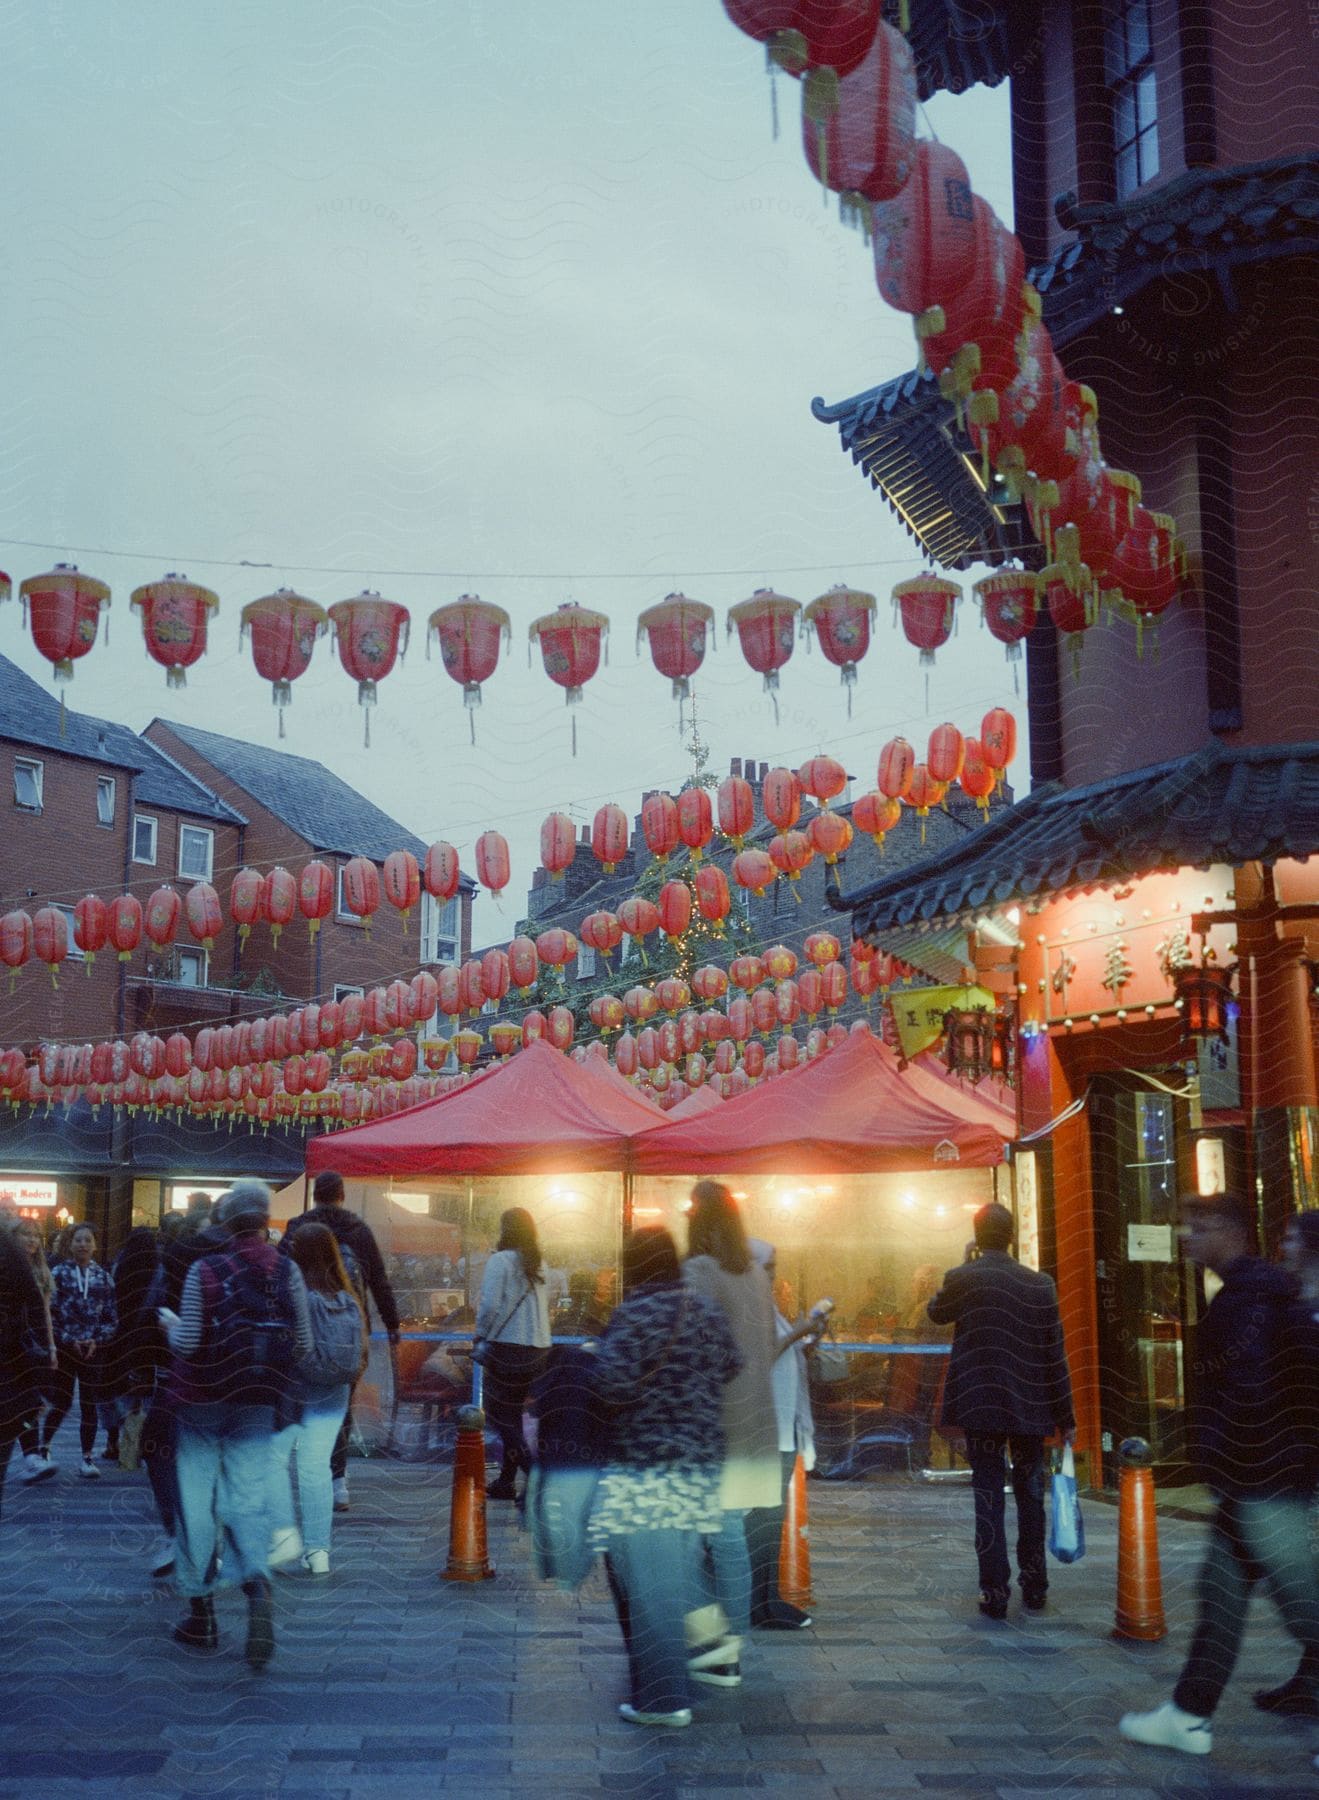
[927,1201,1075,1620]
[1120,1192,1319,1758]
[283,1169,399,1508]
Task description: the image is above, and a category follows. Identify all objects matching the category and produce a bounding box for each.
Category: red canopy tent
[305,1038,666,1177]
[630,1028,1011,1174]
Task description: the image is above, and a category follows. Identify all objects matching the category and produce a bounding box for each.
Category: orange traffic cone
[443,1404,495,1582]
[1114,1436,1165,1641]
[778,1453,814,1610]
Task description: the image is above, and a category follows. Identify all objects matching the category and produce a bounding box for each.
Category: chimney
[759,762,769,784]
[730,758,742,778]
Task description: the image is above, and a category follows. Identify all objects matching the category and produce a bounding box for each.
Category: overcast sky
[1,1,1019,938]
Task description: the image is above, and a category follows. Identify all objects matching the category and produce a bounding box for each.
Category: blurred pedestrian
[682,1181,781,1686]
[284,1169,399,1511]
[10,1220,58,1485]
[42,1224,117,1478]
[474,1206,550,1502]
[591,1226,740,1728]
[268,1223,366,1577]
[103,1227,164,1464]
[160,1180,310,1670]
[0,1227,48,1520]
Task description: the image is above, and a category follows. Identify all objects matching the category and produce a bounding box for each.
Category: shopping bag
[117,1406,146,1473]
[1048,1445,1085,1564]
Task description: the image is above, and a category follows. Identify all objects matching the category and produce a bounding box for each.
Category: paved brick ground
[1,1436,1315,1798]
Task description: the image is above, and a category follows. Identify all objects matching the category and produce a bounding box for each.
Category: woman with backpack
[267,1222,366,1576]
[475,1207,551,1502]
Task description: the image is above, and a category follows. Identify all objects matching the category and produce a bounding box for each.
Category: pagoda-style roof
[890,0,1014,99]
[828,741,1319,940]
[1037,153,1319,346]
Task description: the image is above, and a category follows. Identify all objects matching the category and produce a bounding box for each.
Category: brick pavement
[0,1436,1315,1799]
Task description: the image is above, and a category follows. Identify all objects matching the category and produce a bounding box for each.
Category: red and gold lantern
[32,907,68,984]
[959,737,996,815]
[852,791,901,852]
[1108,505,1178,655]
[692,964,730,1004]
[488,1021,520,1060]
[547,1005,575,1053]
[657,880,692,944]
[230,867,263,950]
[529,603,609,754]
[637,593,714,710]
[262,867,297,948]
[808,810,853,865]
[878,735,915,800]
[108,894,143,962]
[802,588,876,714]
[298,861,334,942]
[540,813,577,882]
[764,943,798,982]
[980,707,1017,785]
[73,894,109,971]
[240,589,328,737]
[580,911,624,958]
[591,804,629,875]
[535,926,578,971]
[676,787,714,863]
[618,896,661,965]
[508,935,539,994]
[383,850,421,929]
[728,590,800,721]
[340,856,381,935]
[458,960,486,1015]
[768,829,813,894]
[655,977,691,1018]
[694,863,731,932]
[905,763,947,840]
[428,596,510,741]
[733,848,775,898]
[423,841,461,903]
[799,755,847,807]
[130,573,219,688]
[975,570,1040,680]
[800,19,915,220]
[642,793,680,864]
[717,774,755,848]
[762,766,801,834]
[614,1030,639,1078]
[144,886,181,951]
[17,564,110,709]
[894,575,959,667]
[475,830,511,898]
[328,592,410,746]
[730,953,767,994]
[804,931,841,969]
[927,722,965,786]
[624,985,660,1026]
[873,139,976,317]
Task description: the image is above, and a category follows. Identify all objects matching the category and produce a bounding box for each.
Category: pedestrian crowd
[0,1178,1317,1778]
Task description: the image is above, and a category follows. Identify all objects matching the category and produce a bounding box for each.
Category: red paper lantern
[873,139,976,316]
[428,596,510,740]
[130,573,219,688]
[799,755,847,807]
[488,1021,520,1060]
[657,880,692,944]
[328,592,410,746]
[959,737,996,815]
[1044,547,1094,679]
[240,589,328,737]
[762,766,801,833]
[17,563,110,702]
[694,864,731,932]
[475,831,511,897]
[732,848,775,897]
[764,943,798,982]
[383,850,421,928]
[980,707,1017,785]
[31,907,68,984]
[618,897,661,964]
[457,960,486,1015]
[529,603,609,754]
[589,994,626,1036]
[108,894,143,962]
[723,1,878,78]
[339,993,364,1043]
[164,1032,193,1078]
[535,926,578,970]
[508,936,539,993]
[580,911,624,960]
[798,968,824,1019]
[802,588,876,713]
[435,968,463,1019]
[919,201,1025,411]
[676,788,714,863]
[230,867,263,950]
[927,722,965,786]
[800,20,915,217]
[624,985,660,1025]
[692,964,730,1004]
[730,953,767,993]
[298,861,335,942]
[421,842,460,904]
[655,977,691,1017]
[850,952,881,1004]
[637,594,714,707]
[73,894,109,970]
[614,1031,639,1078]
[878,735,914,800]
[776,978,801,1028]
[768,829,813,892]
[728,590,800,719]
[852,790,901,851]
[1109,506,1179,654]
[894,575,959,667]
[143,886,181,951]
[905,764,947,838]
[750,987,778,1037]
[591,804,630,875]
[717,775,756,848]
[777,1033,800,1072]
[262,867,297,948]
[547,1005,575,1053]
[642,793,680,863]
[804,931,841,968]
[540,813,577,882]
[727,997,755,1044]
[808,810,853,865]
[821,961,848,1013]
[410,971,439,1027]
[975,570,1040,676]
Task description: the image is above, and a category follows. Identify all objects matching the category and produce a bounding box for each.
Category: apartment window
[1106,0,1158,198]
[576,944,597,980]
[177,824,213,881]
[13,758,42,812]
[54,904,84,961]
[333,983,364,1003]
[419,892,459,965]
[96,776,116,827]
[133,814,158,865]
[176,946,207,987]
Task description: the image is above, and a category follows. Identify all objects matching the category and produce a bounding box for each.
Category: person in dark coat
[1120,1193,1319,1759]
[282,1169,400,1511]
[0,1226,48,1520]
[927,1201,1075,1620]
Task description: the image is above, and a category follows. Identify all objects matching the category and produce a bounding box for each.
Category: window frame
[96,775,116,827]
[1105,0,1159,199]
[132,814,159,866]
[333,982,364,1003]
[576,943,598,980]
[419,891,459,965]
[54,903,85,961]
[13,757,43,813]
[177,823,214,882]
[175,945,208,987]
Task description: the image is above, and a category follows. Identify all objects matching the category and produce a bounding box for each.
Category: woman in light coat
[475,1207,550,1501]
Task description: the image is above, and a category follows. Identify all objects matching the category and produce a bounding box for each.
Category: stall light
[900,1191,916,1210]
[632,1205,665,1220]
[1195,1137,1226,1197]
[935,1205,947,1218]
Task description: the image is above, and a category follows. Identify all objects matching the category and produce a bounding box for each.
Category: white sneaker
[618,1703,691,1728]
[21,1452,56,1485]
[149,1536,175,1577]
[301,1550,330,1575]
[1119,1700,1212,1756]
[269,1527,304,1568]
[78,1456,101,1480]
[332,1477,349,1512]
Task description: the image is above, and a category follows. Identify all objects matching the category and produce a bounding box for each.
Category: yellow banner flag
[890,984,996,1061]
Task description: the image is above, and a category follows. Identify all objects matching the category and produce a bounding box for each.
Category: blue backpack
[298,1290,366,1391]
[200,1250,297,1406]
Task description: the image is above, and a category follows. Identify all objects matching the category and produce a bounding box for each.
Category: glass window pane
[1138,124,1160,186]
[133,816,157,863]
[1114,83,1137,148]
[1126,0,1152,67]
[14,761,41,808]
[96,778,115,824]
[1116,141,1139,199]
[1137,67,1158,133]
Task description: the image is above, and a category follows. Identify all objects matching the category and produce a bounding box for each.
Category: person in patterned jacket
[40,1224,117,1479]
[590,1226,741,1730]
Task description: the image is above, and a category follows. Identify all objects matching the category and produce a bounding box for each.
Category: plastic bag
[1048,1445,1085,1564]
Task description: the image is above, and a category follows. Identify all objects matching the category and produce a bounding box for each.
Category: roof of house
[0,654,245,824]
[831,740,1319,940]
[896,0,1014,100]
[151,717,436,864]
[1035,153,1319,346]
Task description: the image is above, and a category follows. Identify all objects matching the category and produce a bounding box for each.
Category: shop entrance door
[1090,1078,1201,1486]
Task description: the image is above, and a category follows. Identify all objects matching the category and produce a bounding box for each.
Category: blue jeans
[607,1528,700,1714]
[269,1388,350,1554]
[697,1509,752,1634]
[1174,1493,1319,1717]
[174,1403,276,1597]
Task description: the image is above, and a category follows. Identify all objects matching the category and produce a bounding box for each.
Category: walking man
[160,1181,311,1670]
[927,1201,1075,1620]
[283,1169,399,1511]
[1120,1192,1319,1757]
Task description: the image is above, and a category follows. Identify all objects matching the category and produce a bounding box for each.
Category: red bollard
[443,1404,495,1582]
[1114,1436,1165,1641]
[778,1453,814,1610]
